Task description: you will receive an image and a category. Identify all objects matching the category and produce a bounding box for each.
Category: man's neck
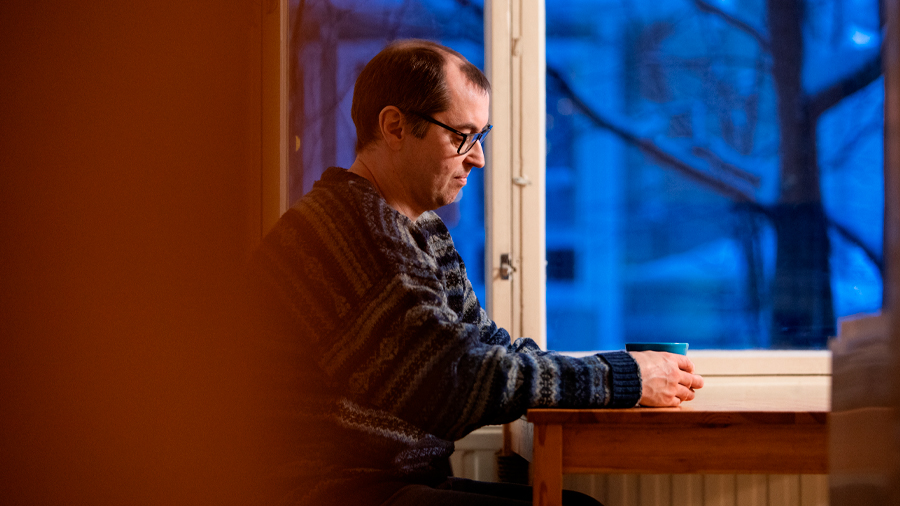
[348,156,422,222]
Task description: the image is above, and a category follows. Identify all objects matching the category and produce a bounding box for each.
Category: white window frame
[261,0,290,235]
[485,0,547,347]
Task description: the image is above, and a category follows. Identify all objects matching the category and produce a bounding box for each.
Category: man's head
[351,39,491,153]
[348,40,492,221]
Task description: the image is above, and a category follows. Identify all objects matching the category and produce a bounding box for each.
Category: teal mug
[625,342,689,355]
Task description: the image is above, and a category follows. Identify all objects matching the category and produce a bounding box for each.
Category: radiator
[450,426,828,506]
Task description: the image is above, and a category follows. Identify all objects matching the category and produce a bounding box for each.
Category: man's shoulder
[416,211,462,268]
[263,168,437,274]
[281,167,384,236]
[296,166,373,215]
[416,211,449,235]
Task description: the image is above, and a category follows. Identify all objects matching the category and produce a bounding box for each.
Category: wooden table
[508,380,830,506]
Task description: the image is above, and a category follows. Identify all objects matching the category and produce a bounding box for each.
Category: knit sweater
[250,167,641,505]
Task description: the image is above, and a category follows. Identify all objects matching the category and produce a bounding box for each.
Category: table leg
[532,423,563,506]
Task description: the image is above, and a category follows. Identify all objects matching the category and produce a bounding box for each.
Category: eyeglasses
[409,111,492,155]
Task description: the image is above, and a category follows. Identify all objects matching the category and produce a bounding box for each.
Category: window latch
[500,253,517,280]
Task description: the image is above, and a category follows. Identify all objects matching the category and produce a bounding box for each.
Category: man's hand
[629,351,704,407]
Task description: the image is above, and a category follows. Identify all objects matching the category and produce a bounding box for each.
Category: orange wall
[1,1,264,503]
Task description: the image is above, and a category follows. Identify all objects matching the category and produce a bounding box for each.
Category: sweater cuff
[597,351,642,408]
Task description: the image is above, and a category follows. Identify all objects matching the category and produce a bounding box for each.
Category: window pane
[545,0,884,350]
[288,0,487,304]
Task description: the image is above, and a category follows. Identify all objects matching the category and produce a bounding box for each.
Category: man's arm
[323,268,642,441]
[458,259,702,408]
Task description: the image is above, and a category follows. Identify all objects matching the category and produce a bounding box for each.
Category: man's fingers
[676,385,695,402]
[634,350,702,406]
[677,370,703,388]
[678,370,692,388]
[674,354,695,373]
[690,373,704,389]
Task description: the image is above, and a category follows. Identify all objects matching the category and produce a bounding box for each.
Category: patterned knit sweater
[250,167,641,505]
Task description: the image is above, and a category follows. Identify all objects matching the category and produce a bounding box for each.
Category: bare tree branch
[808,53,882,119]
[830,221,884,272]
[547,65,759,204]
[693,0,770,53]
[691,145,762,187]
[548,64,883,275]
[461,0,881,275]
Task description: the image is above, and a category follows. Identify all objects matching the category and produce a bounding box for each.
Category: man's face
[398,63,490,217]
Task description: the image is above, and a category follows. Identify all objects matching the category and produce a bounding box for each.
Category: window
[287,0,488,304]
[281,0,886,353]
[542,0,885,351]
[546,249,576,281]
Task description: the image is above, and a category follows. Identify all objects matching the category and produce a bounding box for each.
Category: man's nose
[465,139,486,168]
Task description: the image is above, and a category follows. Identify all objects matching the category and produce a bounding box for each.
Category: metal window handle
[500,254,517,280]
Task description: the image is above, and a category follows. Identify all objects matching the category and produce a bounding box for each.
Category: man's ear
[378,106,405,150]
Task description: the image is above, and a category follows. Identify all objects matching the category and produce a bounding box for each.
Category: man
[250,39,703,506]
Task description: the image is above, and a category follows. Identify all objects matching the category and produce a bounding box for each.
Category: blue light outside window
[289,0,885,351]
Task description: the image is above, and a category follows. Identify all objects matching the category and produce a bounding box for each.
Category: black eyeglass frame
[409,111,492,155]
